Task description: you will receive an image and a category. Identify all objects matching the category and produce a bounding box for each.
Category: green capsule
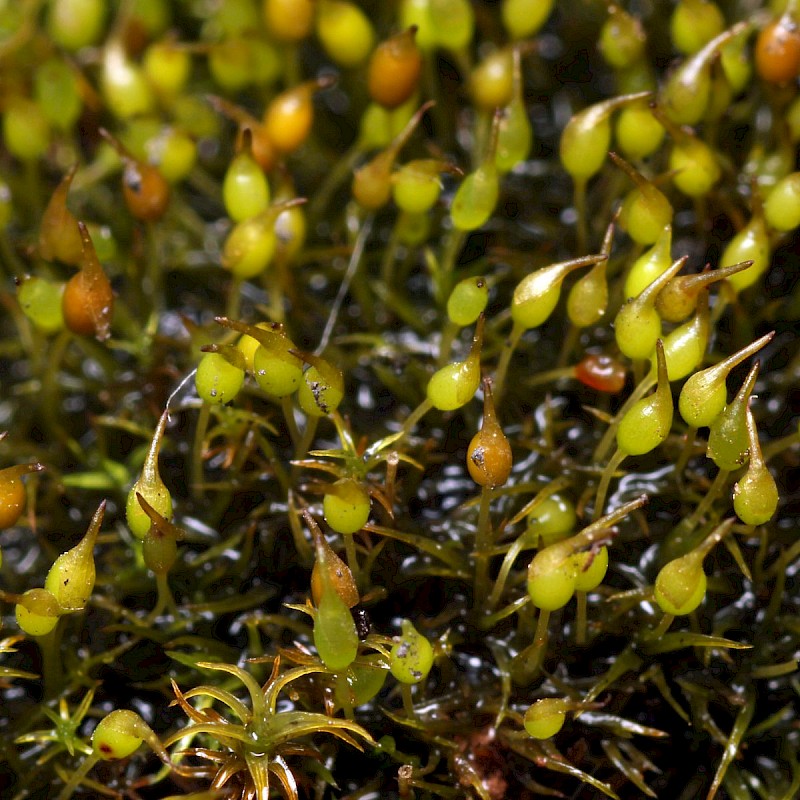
[679,332,774,428]
[502,0,554,40]
[17,277,65,335]
[45,501,103,610]
[223,137,270,222]
[764,172,800,231]
[446,277,488,327]
[615,257,685,361]
[524,698,568,739]
[314,589,359,671]
[34,58,82,131]
[195,351,245,405]
[390,619,435,684]
[513,255,605,330]
[722,211,770,293]
[708,362,759,471]
[615,103,665,161]
[599,6,646,69]
[733,407,779,526]
[429,0,474,50]
[616,340,673,456]
[670,0,725,55]
[625,225,672,299]
[427,317,483,410]
[126,412,173,540]
[451,162,499,231]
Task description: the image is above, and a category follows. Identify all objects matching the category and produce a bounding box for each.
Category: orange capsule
[264,76,335,155]
[0,462,45,529]
[62,222,114,341]
[755,12,800,85]
[367,26,423,110]
[467,378,512,488]
[100,128,170,222]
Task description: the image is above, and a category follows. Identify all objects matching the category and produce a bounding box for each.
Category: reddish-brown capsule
[62,222,114,341]
[755,12,800,85]
[100,128,170,222]
[367,26,423,109]
[574,354,627,393]
[467,378,512,488]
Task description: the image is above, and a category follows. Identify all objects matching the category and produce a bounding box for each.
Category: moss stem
[593,449,626,521]
[473,485,494,610]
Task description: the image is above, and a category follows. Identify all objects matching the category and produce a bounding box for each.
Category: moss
[1,1,800,799]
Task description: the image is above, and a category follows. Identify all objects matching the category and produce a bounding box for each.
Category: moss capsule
[467,379,512,488]
[368,27,423,110]
[732,406,779,526]
[390,619,434,684]
[62,223,114,342]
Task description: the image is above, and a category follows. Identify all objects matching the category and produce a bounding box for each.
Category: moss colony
[2,0,800,798]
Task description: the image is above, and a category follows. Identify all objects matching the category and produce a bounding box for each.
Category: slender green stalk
[575,591,588,645]
[593,449,626,521]
[593,374,656,463]
[473,486,494,609]
[493,322,525,401]
[56,752,100,800]
[574,177,588,252]
[192,400,212,497]
[399,398,433,438]
[39,622,63,700]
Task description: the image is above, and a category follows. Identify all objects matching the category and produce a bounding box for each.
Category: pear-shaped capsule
[524,698,570,739]
[567,223,613,328]
[15,588,62,637]
[99,128,170,223]
[264,76,335,155]
[625,224,672,299]
[467,378,512,488]
[612,153,673,245]
[306,512,359,671]
[671,0,725,55]
[126,412,172,539]
[667,125,722,197]
[222,198,306,280]
[764,172,800,232]
[655,290,710,382]
[560,92,650,181]
[732,406,779,526]
[138,493,185,575]
[513,254,606,330]
[501,0,554,40]
[447,277,488,327]
[195,346,246,405]
[615,102,666,161]
[39,165,83,266]
[527,526,612,611]
[655,261,752,323]
[679,332,774,428]
[92,710,161,761]
[0,462,44,530]
[661,25,745,125]
[427,316,483,410]
[368,26,423,110]
[755,3,800,85]
[617,340,673,455]
[392,158,455,214]
[309,512,360,609]
[62,222,114,341]
[615,256,686,360]
[323,478,371,535]
[44,501,104,611]
[525,495,577,548]
[296,352,345,417]
[390,619,435,684]
[599,5,646,68]
[708,361,759,472]
[655,518,734,615]
[722,207,771,293]
[223,129,270,222]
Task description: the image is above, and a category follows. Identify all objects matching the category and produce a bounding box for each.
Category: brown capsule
[39,165,83,266]
[467,378,512,487]
[368,26,423,110]
[755,10,800,85]
[62,222,114,341]
[306,511,359,608]
[100,128,170,222]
